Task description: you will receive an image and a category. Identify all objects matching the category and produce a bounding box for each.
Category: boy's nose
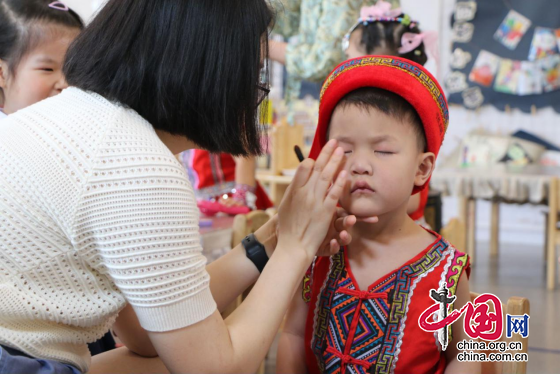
[351,160,373,175]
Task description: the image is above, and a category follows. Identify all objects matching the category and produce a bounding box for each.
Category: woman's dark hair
[0,0,84,73]
[336,87,427,152]
[358,15,428,66]
[64,0,273,157]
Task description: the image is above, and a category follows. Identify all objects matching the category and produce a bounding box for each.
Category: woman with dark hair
[0,0,360,373]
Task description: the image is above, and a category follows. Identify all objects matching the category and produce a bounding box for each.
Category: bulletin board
[446,0,560,113]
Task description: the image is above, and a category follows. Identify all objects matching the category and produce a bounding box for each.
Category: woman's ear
[0,59,7,106]
[414,152,436,187]
[0,59,8,89]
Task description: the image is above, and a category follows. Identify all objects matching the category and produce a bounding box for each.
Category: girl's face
[345,28,397,60]
[345,29,367,60]
[0,26,80,114]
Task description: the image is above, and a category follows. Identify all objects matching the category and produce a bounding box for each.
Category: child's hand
[276,139,348,263]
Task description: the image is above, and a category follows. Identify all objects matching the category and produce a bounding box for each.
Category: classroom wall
[404,0,553,245]
[62,0,102,22]
[67,0,553,245]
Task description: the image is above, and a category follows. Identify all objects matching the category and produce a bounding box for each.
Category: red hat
[309,55,449,194]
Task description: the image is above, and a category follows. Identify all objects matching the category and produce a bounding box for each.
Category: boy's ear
[414,152,436,187]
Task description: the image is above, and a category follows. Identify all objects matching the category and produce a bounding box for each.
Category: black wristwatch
[242,233,269,273]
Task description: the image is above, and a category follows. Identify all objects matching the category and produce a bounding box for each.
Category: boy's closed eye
[343,150,395,155]
[375,150,394,156]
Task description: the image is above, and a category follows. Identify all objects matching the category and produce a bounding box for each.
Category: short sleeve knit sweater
[0,88,217,372]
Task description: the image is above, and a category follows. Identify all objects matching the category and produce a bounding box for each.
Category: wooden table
[200,216,235,263]
[431,164,560,290]
[256,170,293,206]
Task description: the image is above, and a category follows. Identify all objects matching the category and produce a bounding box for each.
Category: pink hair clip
[398,31,440,64]
[48,1,69,11]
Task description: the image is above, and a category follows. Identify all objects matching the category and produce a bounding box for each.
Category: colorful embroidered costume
[300,55,457,374]
[303,234,470,374]
[178,149,273,210]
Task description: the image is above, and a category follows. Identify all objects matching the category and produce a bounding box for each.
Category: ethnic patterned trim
[320,56,449,133]
[311,251,345,373]
[302,258,317,303]
[375,239,450,374]
[390,248,453,374]
[443,248,469,345]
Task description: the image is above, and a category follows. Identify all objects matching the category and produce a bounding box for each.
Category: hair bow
[360,1,402,20]
[398,31,439,64]
[48,1,69,11]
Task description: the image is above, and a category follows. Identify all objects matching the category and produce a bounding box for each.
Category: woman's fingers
[315,147,345,197]
[289,158,314,190]
[357,216,379,223]
[329,239,340,255]
[334,214,356,233]
[323,170,347,211]
[338,230,352,247]
[307,139,338,189]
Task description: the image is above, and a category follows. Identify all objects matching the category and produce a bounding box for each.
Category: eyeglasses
[256,65,270,107]
[256,84,270,107]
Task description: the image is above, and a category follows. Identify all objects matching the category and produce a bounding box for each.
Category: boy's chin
[340,201,381,218]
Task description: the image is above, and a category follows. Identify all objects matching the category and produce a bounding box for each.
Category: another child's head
[343,2,429,66]
[309,56,449,219]
[0,0,84,114]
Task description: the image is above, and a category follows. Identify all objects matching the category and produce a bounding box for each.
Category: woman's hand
[276,139,348,262]
[317,208,378,256]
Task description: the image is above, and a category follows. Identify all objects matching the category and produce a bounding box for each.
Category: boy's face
[328,104,434,219]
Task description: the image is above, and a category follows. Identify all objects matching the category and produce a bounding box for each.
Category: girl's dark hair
[64,0,273,157]
[337,87,427,152]
[0,0,84,73]
[358,15,428,66]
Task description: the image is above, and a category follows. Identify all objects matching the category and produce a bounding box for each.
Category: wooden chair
[440,218,469,262]
[231,210,272,248]
[424,189,443,233]
[223,210,273,374]
[544,178,559,290]
[222,210,273,318]
[256,122,303,206]
[469,292,530,374]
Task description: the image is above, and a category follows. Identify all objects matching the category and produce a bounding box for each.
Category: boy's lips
[351,180,375,194]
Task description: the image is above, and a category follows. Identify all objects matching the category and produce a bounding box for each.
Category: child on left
[0,0,114,360]
[0,0,83,118]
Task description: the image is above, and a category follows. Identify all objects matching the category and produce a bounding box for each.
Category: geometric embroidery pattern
[312,239,450,374]
[312,252,346,372]
[322,267,395,374]
[374,239,449,374]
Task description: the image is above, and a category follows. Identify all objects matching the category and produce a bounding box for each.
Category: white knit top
[0,88,216,372]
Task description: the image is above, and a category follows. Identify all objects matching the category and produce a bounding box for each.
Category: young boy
[277,56,479,374]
